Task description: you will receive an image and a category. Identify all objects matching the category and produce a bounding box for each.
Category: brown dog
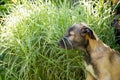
[58,23,120,80]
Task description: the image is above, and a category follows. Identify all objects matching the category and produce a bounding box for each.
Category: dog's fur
[58,23,120,80]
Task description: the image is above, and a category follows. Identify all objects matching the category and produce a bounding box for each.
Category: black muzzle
[58,37,73,49]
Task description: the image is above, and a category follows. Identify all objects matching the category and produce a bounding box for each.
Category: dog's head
[113,18,120,29]
[58,23,97,50]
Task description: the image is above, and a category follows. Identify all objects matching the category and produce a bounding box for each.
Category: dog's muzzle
[58,37,73,49]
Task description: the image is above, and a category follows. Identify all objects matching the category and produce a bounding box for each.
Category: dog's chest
[85,62,97,79]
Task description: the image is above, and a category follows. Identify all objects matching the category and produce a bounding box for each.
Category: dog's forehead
[73,23,87,29]
[68,23,88,33]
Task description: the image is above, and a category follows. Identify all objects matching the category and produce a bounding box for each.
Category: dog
[58,23,120,80]
[113,18,120,45]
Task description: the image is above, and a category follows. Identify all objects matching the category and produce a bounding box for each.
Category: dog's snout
[58,37,73,49]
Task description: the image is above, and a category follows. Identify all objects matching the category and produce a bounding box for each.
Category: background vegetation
[0,0,120,80]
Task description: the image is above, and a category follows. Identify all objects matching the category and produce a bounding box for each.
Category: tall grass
[0,0,119,80]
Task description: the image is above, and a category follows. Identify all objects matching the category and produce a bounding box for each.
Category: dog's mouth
[58,37,73,49]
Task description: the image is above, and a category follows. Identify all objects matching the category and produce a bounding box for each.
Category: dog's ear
[80,27,96,40]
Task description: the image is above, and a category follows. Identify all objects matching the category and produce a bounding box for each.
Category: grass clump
[0,0,119,80]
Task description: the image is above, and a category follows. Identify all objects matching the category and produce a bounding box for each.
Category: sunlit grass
[0,0,120,80]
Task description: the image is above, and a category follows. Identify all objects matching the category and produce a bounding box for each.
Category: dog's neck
[85,31,109,55]
[86,38,110,61]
